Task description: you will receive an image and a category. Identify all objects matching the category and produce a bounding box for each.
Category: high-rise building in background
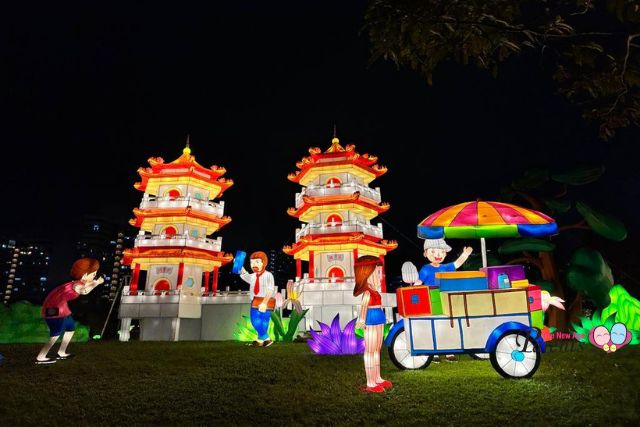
[75,215,135,300]
[266,248,295,288]
[1,239,52,304]
[76,215,117,299]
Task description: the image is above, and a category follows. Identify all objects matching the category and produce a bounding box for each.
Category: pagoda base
[118,290,251,341]
[296,279,396,330]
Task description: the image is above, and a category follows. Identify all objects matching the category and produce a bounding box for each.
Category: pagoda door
[327,266,345,282]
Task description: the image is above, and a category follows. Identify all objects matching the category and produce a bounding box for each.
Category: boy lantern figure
[416,238,473,286]
[240,251,276,347]
[36,258,104,364]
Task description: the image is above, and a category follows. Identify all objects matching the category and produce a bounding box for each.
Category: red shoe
[359,385,385,393]
[377,380,393,388]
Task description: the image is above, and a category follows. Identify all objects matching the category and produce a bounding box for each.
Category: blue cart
[385,310,545,379]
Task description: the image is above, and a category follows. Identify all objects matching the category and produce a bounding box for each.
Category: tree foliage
[365,0,640,139]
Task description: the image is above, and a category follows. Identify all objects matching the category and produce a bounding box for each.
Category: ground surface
[0,341,638,426]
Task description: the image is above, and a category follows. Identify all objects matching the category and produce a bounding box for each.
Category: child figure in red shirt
[35,258,103,364]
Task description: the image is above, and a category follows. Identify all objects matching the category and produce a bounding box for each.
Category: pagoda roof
[282,234,397,260]
[123,247,233,269]
[129,207,231,234]
[134,143,233,195]
[287,193,390,221]
[288,137,388,185]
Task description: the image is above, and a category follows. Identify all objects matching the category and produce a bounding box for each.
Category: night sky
[5,2,639,287]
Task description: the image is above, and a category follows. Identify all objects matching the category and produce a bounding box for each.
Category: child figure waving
[354,255,391,393]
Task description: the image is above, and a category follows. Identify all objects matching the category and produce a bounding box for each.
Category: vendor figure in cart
[415,238,473,287]
[414,238,473,362]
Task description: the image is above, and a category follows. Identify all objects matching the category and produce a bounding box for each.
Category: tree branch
[559,219,590,232]
[554,184,568,199]
[513,190,545,211]
[605,33,640,116]
[506,256,543,272]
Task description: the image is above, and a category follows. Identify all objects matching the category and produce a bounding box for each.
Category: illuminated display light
[234,315,284,342]
[288,195,390,222]
[0,301,90,344]
[134,145,233,198]
[288,138,387,186]
[119,141,234,342]
[284,238,397,261]
[418,201,558,239]
[573,285,640,350]
[130,208,231,234]
[307,315,364,355]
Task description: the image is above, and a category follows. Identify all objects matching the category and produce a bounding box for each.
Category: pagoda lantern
[283,134,397,328]
[119,140,234,341]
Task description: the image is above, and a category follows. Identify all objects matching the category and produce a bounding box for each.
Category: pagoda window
[327,266,345,282]
[194,192,204,200]
[153,279,171,294]
[163,226,178,238]
[326,177,342,188]
[165,188,181,201]
[184,277,195,288]
[190,229,199,238]
[326,214,342,227]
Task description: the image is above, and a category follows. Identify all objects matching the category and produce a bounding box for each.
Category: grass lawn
[0,341,638,426]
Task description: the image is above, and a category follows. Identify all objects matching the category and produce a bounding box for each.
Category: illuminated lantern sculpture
[283,134,397,329]
[118,140,236,341]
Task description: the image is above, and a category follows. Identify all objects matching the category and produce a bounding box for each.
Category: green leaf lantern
[511,168,549,191]
[566,248,614,307]
[543,198,571,214]
[576,201,627,241]
[498,238,556,254]
[551,165,605,185]
[601,285,640,330]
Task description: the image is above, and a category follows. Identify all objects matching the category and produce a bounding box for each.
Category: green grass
[0,342,638,426]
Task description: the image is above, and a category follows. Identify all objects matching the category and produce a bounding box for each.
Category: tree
[496,166,627,330]
[365,0,640,140]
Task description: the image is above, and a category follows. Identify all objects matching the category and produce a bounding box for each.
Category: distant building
[266,248,295,288]
[75,215,134,300]
[1,239,52,304]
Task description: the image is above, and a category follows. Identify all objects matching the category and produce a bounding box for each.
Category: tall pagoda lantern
[284,134,397,329]
[118,141,234,341]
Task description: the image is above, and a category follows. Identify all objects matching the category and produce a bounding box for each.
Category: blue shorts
[45,316,75,337]
[365,308,386,326]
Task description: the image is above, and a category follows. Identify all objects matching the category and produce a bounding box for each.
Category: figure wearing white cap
[415,239,473,286]
[401,239,473,362]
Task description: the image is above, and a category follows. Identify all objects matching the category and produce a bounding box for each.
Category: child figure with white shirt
[240,251,276,347]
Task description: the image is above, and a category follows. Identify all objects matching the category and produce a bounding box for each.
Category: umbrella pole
[481,237,487,268]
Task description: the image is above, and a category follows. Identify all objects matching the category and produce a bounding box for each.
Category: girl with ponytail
[354,255,392,393]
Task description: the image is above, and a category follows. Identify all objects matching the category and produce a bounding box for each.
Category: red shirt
[41,281,81,318]
[368,287,382,306]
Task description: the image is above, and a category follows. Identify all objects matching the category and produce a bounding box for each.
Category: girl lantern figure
[36,258,103,364]
[354,255,391,393]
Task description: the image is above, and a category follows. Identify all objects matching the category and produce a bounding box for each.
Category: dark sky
[4,1,640,286]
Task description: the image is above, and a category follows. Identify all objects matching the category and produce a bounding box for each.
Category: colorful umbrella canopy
[418,201,558,239]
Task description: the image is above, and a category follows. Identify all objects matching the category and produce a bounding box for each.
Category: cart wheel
[490,330,541,379]
[470,353,490,361]
[388,327,433,370]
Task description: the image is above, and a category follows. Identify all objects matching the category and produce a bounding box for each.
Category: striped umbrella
[418,201,558,267]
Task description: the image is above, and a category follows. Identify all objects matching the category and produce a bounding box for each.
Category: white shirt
[240,270,275,298]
